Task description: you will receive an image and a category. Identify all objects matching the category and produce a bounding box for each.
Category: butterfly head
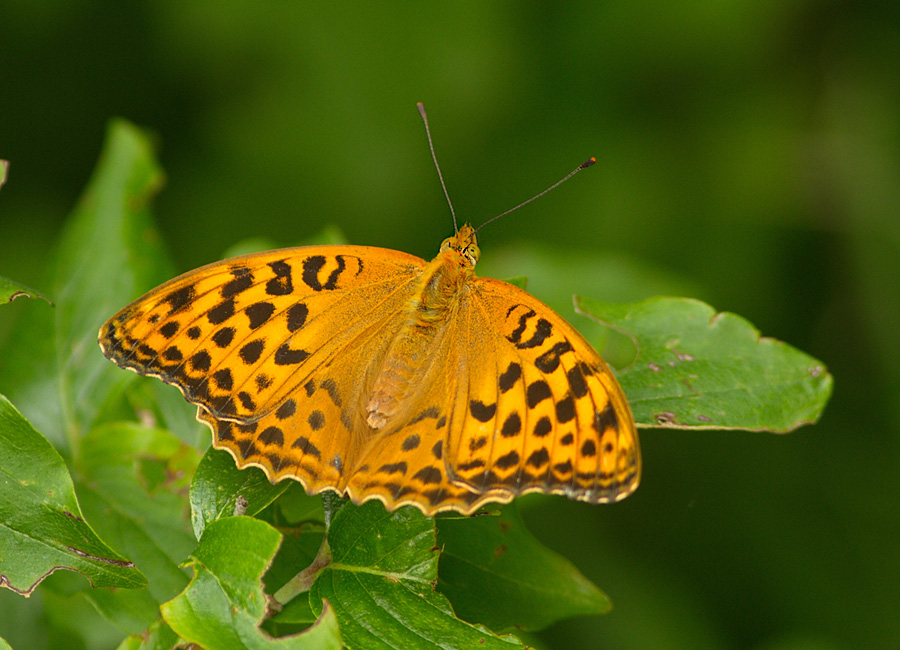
[440,223,480,267]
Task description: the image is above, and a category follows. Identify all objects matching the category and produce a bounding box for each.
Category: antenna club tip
[417,102,427,117]
[582,157,597,169]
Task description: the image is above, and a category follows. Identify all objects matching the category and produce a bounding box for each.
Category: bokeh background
[2,3,898,649]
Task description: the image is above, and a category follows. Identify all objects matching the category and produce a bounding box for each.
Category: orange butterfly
[99,108,640,515]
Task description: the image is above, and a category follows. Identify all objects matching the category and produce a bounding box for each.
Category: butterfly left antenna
[417,103,458,233]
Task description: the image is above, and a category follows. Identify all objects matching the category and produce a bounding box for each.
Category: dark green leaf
[0,276,51,305]
[0,120,173,449]
[0,395,146,595]
[309,501,524,650]
[576,296,833,431]
[161,516,342,650]
[437,503,610,632]
[191,446,293,541]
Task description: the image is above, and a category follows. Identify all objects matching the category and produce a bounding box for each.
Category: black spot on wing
[190,350,212,373]
[556,395,575,423]
[207,298,235,325]
[535,341,573,373]
[212,368,233,391]
[292,436,321,459]
[566,365,588,398]
[378,462,408,475]
[495,450,520,470]
[274,343,309,365]
[526,380,552,408]
[240,340,265,365]
[276,399,296,420]
[581,439,597,457]
[286,303,309,332]
[500,412,522,438]
[308,410,325,430]
[222,268,254,298]
[245,301,275,329]
[526,448,550,468]
[159,321,179,338]
[211,327,235,348]
[498,362,521,393]
[412,467,442,485]
[259,426,284,446]
[163,285,196,316]
[594,401,619,432]
[533,416,552,438]
[266,260,294,296]
[469,400,496,422]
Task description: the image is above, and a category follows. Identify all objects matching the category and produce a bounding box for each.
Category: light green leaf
[0,395,146,596]
[309,501,524,650]
[75,422,199,632]
[0,276,51,305]
[162,516,341,650]
[115,620,180,650]
[576,296,833,431]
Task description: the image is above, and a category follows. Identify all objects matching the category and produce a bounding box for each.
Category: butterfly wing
[323,274,640,515]
[99,245,429,494]
[437,276,641,510]
[100,244,639,515]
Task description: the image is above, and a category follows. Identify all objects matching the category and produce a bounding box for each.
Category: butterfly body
[100,223,640,514]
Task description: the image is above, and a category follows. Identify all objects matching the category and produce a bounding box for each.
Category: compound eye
[439,237,452,252]
[465,244,480,264]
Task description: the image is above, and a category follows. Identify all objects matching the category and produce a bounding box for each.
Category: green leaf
[0,120,173,450]
[0,276,51,305]
[576,296,833,431]
[436,503,610,632]
[74,422,199,625]
[161,516,342,650]
[0,159,7,190]
[191,446,293,541]
[115,620,180,650]
[0,636,11,650]
[0,395,146,595]
[309,501,524,650]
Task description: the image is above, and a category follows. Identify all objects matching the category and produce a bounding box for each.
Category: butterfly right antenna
[475,157,596,235]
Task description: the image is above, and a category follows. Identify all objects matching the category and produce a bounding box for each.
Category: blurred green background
[1,2,898,649]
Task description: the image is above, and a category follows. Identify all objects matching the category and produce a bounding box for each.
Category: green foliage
[0,396,146,596]
[0,276,50,305]
[577,296,833,431]
[0,120,830,649]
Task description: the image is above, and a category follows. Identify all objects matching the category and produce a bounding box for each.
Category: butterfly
[98,107,640,515]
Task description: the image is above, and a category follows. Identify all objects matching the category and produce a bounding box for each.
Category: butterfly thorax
[364,225,479,429]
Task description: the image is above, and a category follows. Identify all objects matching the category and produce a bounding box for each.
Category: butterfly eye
[465,244,480,265]
[439,237,452,252]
